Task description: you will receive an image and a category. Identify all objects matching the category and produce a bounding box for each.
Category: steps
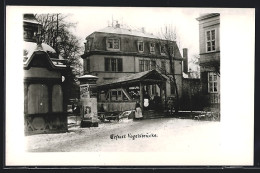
[143,110,168,119]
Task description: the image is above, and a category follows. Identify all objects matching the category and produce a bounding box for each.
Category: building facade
[196,13,220,111]
[81,24,183,101]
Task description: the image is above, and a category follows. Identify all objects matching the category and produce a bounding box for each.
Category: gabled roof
[97,70,167,89]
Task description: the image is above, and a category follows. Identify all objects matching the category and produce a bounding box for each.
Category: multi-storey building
[196,13,220,111]
[81,24,183,102]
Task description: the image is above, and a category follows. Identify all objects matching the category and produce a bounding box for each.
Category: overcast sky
[66,7,206,58]
[8,6,253,61]
[7,6,255,65]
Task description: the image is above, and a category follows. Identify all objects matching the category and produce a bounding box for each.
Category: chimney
[183,48,188,74]
[141,27,145,33]
[115,21,120,28]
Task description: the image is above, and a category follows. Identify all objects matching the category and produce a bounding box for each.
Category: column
[139,82,143,110]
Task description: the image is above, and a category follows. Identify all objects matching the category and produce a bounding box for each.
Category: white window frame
[161,60,166,73]
[106,38,120,51]
[150,42,155,53]
[208,72,218,93]
[205,29,216,53]
[139,59,150,72]
[105,57,123,72]
[160,44,166,55]
[137,41,144,52]
[151,60,156,70]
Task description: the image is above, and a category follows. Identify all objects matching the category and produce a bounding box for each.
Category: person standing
[135,101,143,120]
[153,92,161,111]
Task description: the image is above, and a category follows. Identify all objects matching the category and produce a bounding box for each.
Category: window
[24,30,34,40]
[139,60,144,72]
[106,89,129,101]
[151,60,156,70]
[139,60,150,72]
[206,29,216,52]
[107,38,120,50]
[138,41,144,52]
[28,84,48,114]
[84,58,90,73]
[85,39,92,52]
[23,25,37,41]
[160,45,166,55]
[150,43,155,53]
[161,61,166,74]
[105,58,123,72]
[52,85,63,112]
[208,72,218,93]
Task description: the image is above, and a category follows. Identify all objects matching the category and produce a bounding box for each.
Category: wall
[197,14,220,113]
[198,15,220,54]
[89,54,135,73]
[181,78,202,111]
[98,101,136,112]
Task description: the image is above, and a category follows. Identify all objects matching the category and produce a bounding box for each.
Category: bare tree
[159,25,181,113]
[189,54,200,78]
[35,13,83,76]
[35,13,83,100]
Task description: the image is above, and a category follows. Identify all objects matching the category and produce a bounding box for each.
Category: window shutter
[105,58,110,71]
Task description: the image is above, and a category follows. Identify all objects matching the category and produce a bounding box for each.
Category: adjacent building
[23,14,69,135]
[81,24,184,104]
[196,13,220,111]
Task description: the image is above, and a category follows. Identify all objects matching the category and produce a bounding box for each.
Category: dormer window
[107,38,120,51]
[85,38,93,52]
[137,41,144,52]
[160,44,166,55]
[150,43,155,53]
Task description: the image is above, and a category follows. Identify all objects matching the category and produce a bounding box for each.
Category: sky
[10,6,254,62]
[65,7,204,58]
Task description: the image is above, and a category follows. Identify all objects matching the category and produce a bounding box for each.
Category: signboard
[80,84,97,98]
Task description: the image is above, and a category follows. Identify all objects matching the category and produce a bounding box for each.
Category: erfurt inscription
[110,133,158,140]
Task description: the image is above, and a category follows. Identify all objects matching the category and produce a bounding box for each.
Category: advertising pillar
[78,75,99,127]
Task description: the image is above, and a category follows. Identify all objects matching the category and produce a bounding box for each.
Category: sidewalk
[142,110,203,120]
[67,110,217,128]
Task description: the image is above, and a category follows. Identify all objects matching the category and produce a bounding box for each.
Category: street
[25,117,221,152]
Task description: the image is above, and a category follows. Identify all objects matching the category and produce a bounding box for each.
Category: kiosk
[23,14,68,135]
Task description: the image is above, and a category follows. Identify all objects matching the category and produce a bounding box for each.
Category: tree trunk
[167,44,179,113]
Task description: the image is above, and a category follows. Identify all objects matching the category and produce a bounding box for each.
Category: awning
[97,69,167,89]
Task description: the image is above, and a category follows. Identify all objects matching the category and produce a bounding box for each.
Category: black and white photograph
[5,6,254,166]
